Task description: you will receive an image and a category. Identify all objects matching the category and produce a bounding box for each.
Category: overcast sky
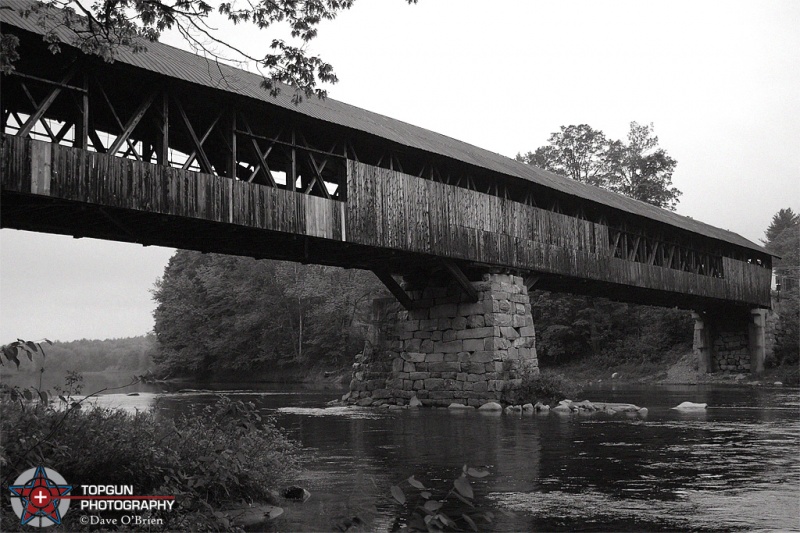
[1,0,798,344]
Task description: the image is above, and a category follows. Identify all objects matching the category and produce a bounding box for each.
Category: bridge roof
[2,1,769,255]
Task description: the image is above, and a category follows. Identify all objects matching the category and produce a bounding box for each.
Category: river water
[89,382,799,532]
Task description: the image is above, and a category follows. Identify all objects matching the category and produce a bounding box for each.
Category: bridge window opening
[608,228,727,278]
[3,112,77,147]
[272,170,288,187]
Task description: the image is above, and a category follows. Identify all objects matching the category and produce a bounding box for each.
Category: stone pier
[348,273,538,407]
[692,307,768,376]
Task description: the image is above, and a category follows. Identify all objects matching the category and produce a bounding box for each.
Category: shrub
[0,393,298,531]
[502,367,581,405]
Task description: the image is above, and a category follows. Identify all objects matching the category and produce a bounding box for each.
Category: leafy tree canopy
[1,0,416,101]
[764,207,800,292]
[151,251,386,376]
[518,124,617,189]
[518,121,682,210]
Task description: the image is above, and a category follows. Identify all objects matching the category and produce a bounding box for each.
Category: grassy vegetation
[549,347,688,384]
[0,376,299,531]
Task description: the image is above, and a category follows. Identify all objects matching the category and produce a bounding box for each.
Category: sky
[1,0,798,344]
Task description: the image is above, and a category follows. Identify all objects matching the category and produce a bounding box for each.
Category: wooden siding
[0,137,770,307]
[1,136,345,240]
[346,160,771,307]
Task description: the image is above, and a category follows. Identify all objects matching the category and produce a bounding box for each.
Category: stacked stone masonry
[712,331,751,372]
[349,273,538,407]
[693,308,770,375]
[764,303,777,364]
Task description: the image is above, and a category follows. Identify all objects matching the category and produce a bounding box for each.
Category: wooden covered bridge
[0,3,774,405]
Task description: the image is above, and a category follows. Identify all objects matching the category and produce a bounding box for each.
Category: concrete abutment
[348,273,537,407]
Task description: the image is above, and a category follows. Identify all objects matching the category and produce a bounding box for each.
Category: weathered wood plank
[0,140,772,308]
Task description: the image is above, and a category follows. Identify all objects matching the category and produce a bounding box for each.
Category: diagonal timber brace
[524,275,540,291]
[441,259,479,303]
[107,90,158,156]
[372,269,417,311]
[17,62,79,139]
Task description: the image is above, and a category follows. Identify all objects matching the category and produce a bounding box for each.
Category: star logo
[9,467,72,528]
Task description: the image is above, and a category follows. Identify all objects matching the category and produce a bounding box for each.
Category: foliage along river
[91,381,799,532]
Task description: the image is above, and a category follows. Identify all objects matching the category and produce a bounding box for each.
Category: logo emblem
[9,467,72,528]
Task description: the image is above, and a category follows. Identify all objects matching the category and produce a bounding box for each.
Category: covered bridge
[0,2,775,403]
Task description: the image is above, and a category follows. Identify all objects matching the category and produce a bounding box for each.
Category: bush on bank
[0,389,298,531]
[502,368,581,405]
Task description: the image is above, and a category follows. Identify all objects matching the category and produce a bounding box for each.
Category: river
[87,381,799,532]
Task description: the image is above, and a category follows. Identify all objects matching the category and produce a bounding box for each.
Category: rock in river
[672,401,707,410]
[283,486,311,502]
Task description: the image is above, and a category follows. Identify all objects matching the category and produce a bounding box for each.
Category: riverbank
[151,350,797,400]
[659,351,799,386]
[546,349,799,388]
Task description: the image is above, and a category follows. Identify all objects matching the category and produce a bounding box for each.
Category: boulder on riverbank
[283,486,311,502]
[478,402,503,411]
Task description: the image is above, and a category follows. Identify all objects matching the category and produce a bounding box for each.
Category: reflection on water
[277,406,386,419]
[87,383,799,531]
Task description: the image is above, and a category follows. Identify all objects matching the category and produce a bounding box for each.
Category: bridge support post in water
[748,309,767,376]
[692,308,767,376]
[692,311,714,374]
[348,273,538,407]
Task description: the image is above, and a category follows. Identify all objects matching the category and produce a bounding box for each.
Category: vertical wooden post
[228,108,237,179]
[692,311,713,374]
[748,309,766,376]
[0,55,5,134]
[72,70,89,149]
[287,128,296,191]
[340,141,347,201]
[159,88,169,165]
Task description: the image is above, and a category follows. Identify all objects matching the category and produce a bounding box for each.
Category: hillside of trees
[1,335,155,375]
[151,254,387,376]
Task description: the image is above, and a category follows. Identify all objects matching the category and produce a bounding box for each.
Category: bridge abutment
[348,273,538,407]
[692,308,768,376]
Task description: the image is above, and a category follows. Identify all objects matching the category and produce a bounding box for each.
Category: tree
[151,250,386,376]
[610,122,681,209]
[1,0,416,101]
[518,121,681,210]
[519,123,689,367]
[517,124,616,189]
[764,207,800,293]
[763,208,799,245]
